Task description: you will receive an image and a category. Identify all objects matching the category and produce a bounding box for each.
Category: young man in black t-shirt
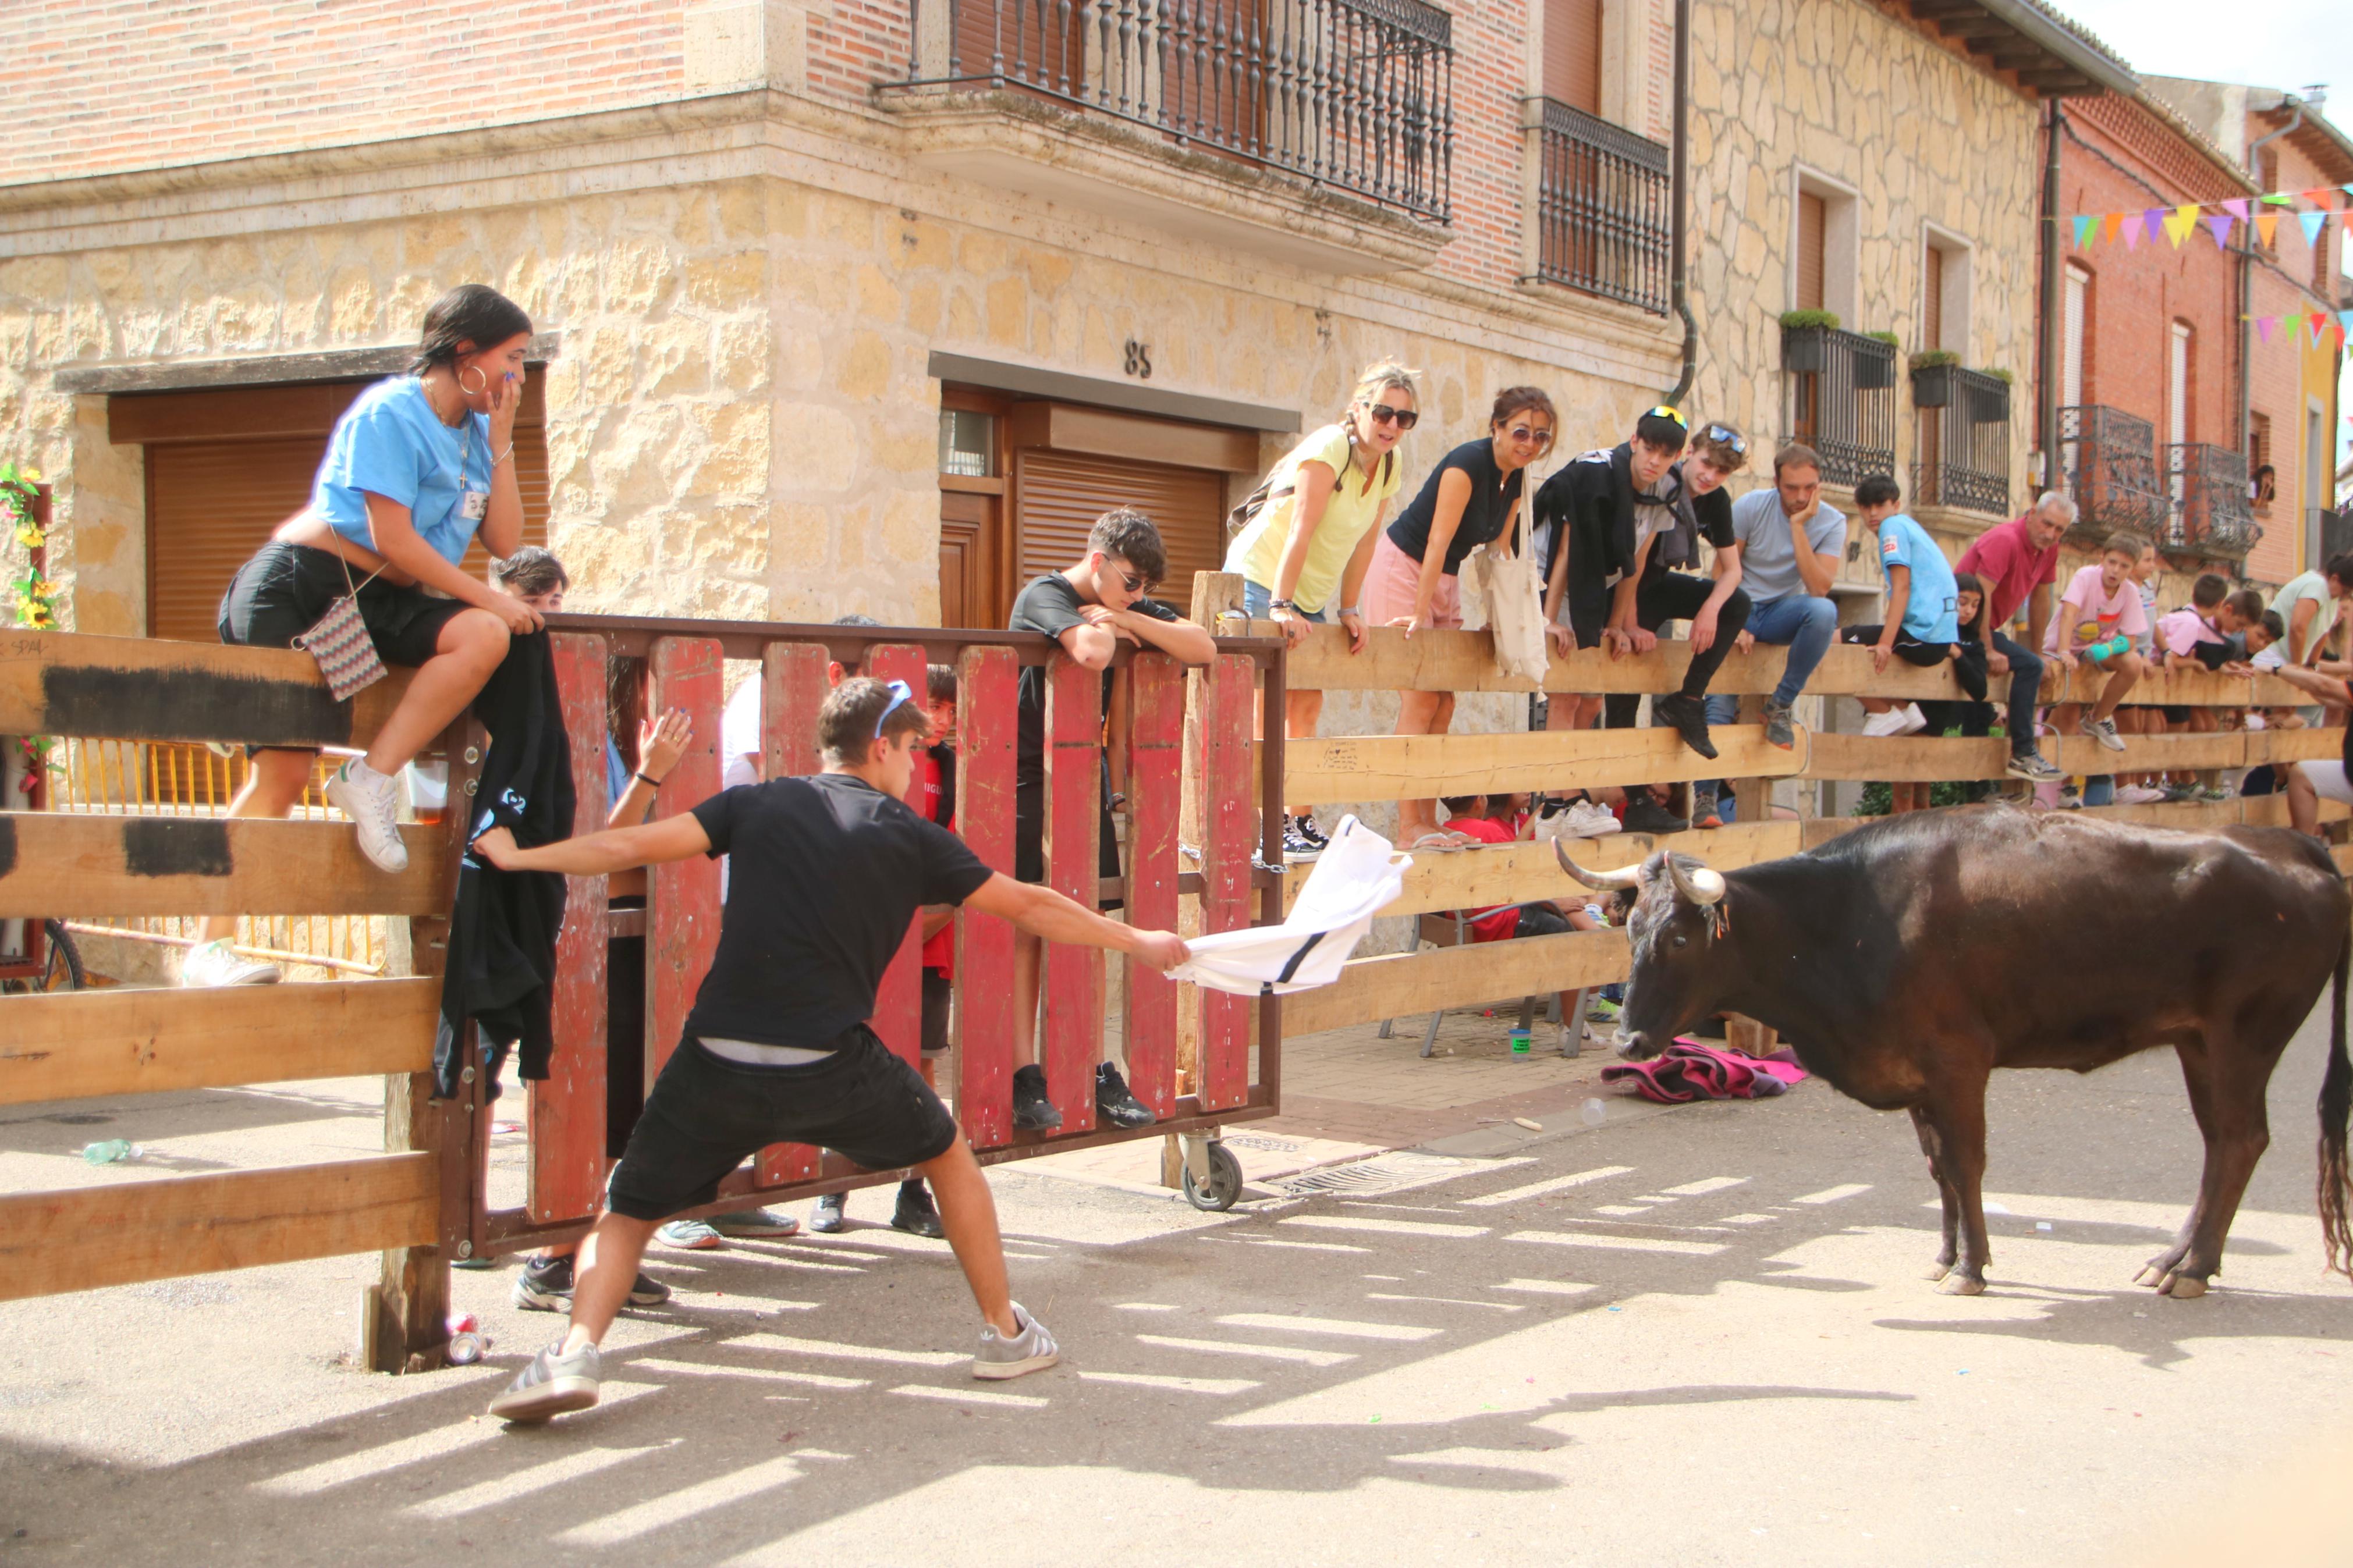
[476,677,1190,1423]
[1006,507,1215,1133]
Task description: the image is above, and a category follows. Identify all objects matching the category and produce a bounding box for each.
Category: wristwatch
[1339,605,1363,618]
[1269,598,1300,613]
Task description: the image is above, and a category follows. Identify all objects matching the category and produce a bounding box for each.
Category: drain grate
[1272,1150,1516,1200]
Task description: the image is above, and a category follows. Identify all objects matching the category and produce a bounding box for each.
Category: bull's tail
[2319,923,2353,1280]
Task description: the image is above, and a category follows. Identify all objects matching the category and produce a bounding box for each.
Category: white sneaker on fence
[2080,716,2126,753]
[1562,800,1623,837]
[325,759,409,873]
[1860,709,1912,738]
[179,938,281,988]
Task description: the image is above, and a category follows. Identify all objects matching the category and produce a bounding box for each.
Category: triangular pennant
[2263,191,2295,205]
[2300,210,2327,246]
[2203,212,2233,248]
[2145,208,2169,244]
[2306,187,2336,204]
[2256,211,2283,246]
[2256,315,2276,343]
[2164,204,2199,247]
[2124,215,2143,249]
[2341,310,2353,332]
[2103,211,2124,244]
[2224,198,2249,222]
[2074,214,2096,248]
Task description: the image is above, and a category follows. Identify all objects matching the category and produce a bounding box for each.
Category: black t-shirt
[1008,571,1182,788]
[683,774,992,1049]
[1386,438,1525,577]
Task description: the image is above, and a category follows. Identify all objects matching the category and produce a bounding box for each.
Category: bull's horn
[1666,855,1727,906]
[1553,838,1643,891]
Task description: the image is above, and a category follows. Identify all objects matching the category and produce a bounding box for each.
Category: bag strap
[332,542,393,602]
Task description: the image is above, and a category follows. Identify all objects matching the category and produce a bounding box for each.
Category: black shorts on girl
[218,540,470,669]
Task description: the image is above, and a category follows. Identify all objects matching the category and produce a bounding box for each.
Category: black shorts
[1514,904,1573,938]
[1013,774,1123,902]
[921,969,951,1057]
[218,540,469,672]
[1840,625,1953,667]
[606,1030,959,1222]
[2161,705,2192,724]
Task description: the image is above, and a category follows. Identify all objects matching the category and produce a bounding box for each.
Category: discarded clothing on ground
[434,628,574,1101]
[1600,1038,1810,1104]
[1168,815,1408,997]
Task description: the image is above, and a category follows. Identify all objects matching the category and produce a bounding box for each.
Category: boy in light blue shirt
[1839,477,1985,806]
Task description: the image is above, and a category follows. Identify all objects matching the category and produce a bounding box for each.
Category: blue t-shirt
[605,735,629,808]
[311,377,494,566]
[1876,512,1958,642]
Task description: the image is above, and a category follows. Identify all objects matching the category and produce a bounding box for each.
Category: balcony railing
[1784,328,1898,489]
[2057,404,2166,545]
[2166,443,2260,560]
[1911,367,2011,517]
[890,0,1454,222]
[1527,99,1669,315]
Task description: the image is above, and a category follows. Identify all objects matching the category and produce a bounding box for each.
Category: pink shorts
[1362,532,1464,630]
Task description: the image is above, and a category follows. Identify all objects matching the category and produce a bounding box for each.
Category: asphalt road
[3,1006,2351,1567]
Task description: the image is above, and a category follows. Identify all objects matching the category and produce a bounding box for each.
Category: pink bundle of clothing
[1599,1039,1810,1104]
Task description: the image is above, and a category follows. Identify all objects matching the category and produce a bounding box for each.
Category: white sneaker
[179,937,281,987]
[325,759,409,873]
[1563,800,1623,837]
[1860,707,1919,738]
[2113,784,2168,805]
[2081,716,2125,753]
[974,1302,1060,1381]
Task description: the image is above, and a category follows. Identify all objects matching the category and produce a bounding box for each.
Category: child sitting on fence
[1839,477,1987,811]
[2147,574,2252,805]
[2044,531,2150,755]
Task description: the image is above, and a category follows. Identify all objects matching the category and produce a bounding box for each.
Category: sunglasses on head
[1705,424,1747,454]
[1366,403,1419,430]
[874,678,915,738]
[1646,404,1688,428]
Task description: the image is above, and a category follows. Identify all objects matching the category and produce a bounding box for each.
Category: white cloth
[1169,816,1410,997]
[1465,541,1549,684]
[720,677,763,791]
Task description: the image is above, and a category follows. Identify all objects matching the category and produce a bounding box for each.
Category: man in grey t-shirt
[1706,443,1847,742]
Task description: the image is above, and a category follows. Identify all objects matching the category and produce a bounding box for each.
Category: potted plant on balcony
[1855,330,1899,390]
[1780,309,1840,374]
[1910,349,1959,409]
[1972,368,2013,426]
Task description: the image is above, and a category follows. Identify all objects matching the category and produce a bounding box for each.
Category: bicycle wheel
[2,921,86,994]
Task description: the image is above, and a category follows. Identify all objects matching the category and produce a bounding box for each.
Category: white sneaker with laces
[2081,716,2125,753]
[2113,784,2167,805]
[179,938,281,988]
[325,759,409,873]
[1563,800,1623,837]
[974,1302,1060,1381]
[1861,709,1912,738]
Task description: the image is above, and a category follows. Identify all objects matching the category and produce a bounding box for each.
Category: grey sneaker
[488,1341,602,1423]
[1763,698,1796,751]
[325,759,409,873]
[2195,784,2231,804]
[2080,715,2125,753]
[179,937,281,988]
[2005,748,2062,781]
[974,1302,1059,1381]
[511,1254,671,1312]
[655,1217,723,1250]
[708,1207,800,1239]
[809,1193,847,1233]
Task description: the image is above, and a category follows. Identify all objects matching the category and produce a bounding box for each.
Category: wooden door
[940,488,1004,631]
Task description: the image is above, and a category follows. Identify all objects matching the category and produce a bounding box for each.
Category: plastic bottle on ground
[80,1140,143,1165]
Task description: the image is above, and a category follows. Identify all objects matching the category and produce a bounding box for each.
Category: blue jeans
[1241,579,1329,621]
[1697,595,1835,799]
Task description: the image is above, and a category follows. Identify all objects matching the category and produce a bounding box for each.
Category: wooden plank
[2075,799,2245,830]
[0,1153,435,1304]
[1042,654,1103,1133]
[2244,794,2352,829]
[532,632,612,1225]
[2052,664,2294,708]
[1284,929,1632,1038]
[645,638,723,1080]
[2051,732,2246,774]
[1803,734,2015,783]
[1286,724,1804,805]
[0,813,449,919]
[1281,820,1804,920]
[0,629,414,749]
[0,978,436,1106]
[956,646,1020,1150]
[1123,653,1183,1120]
[1802,816,1871,850]
[867,644,929,1067]
[2243,727,2342,766]
[2333,844,2353,877]
[1174,573,1247,1108]
[1199,653,1256,1111]
[755,641,833,1186]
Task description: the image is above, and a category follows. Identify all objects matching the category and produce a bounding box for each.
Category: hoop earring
[457,362,488,396]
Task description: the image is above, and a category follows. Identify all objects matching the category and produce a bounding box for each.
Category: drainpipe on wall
[1662,0,1695,407]
[2242,97,2305,550]
[2037,97,2063,498]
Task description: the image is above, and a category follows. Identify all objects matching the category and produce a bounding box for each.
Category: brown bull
[1557,803,2353,1297]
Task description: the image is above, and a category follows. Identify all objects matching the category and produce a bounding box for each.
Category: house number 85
[1123,340,1152,379]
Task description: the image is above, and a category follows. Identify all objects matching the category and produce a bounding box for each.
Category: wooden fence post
[1168,572,1243,1185]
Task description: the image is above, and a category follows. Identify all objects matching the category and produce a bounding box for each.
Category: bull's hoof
[2159,1272,2210,1300]
[1923,1260,1954,1282]
[1936,1272,1986,1296]
[2132,1264,2163,1286]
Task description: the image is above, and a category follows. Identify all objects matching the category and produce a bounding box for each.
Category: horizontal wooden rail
[0,978,436,1106]
[1269,622,2308,706]
[1802,730,2339,783]
[1286,726,1804,805]
[1799,792,2348,848]
[0,1153,436,1303]
[2242,728,2341,766]
[0,813,449,919]
[1282,820,1803,919]
[1284,927,1631,1037]
[1,630,414,749]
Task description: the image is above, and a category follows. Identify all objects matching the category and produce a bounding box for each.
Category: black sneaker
[1620,795,1689,835]
[1651,693,1719,761]
[1282,816,1323,862]
[1012,1064,1064,1132]
[1095,1061,1156,1129]
[1294,814,1329,849]
[809,1192,847,1233]
[892,1180,945,1238]
[512,1253,671,1313]
[2005,747,2062,781]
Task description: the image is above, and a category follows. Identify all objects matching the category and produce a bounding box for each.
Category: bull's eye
[1671,934,1688,950]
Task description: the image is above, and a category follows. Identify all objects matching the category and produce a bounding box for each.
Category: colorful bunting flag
[2256,211,2282,247]
[2103,211,2123,244]
[2143,209,2167,246]
[2123,215,2142,249]
[2224,198,2249,223]
[2204,213,2233,248]
[2064,183,2353,249]
[2256,315,2275,343]
[2299,210,2327,246]
[2073,214,2096,248]
[2163,203,2199,247]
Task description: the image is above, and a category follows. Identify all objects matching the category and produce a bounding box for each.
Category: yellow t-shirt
[1223,422,1402,615]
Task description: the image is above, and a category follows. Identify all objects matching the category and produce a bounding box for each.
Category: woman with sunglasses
[1226,360,1419,859]
[1365,385,1557,851]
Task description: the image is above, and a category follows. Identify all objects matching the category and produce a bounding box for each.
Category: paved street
[3,1004,2351,1567]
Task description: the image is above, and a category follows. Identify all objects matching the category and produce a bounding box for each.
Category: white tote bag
[1467,539,1549,684]
[1167,816,1410,997]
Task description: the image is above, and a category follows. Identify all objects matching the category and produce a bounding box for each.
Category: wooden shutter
[1543,0,1603,113]
[1795,193,1826,312]
[2062,264,2088,408]
[142,383,549,644]
[1922,244,1944,352]
[1013,449,1224,593]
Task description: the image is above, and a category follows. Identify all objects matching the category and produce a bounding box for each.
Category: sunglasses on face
[1506,424,1555,450]
[1366,403,1419,430]
[1705,424,1747,454]
[874,678,915,738]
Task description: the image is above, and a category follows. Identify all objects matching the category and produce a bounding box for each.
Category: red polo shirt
[1954,515,2060,631]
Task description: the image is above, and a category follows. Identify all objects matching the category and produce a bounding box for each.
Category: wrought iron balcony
[1911,366,2011,517]
[1782,327,1898,489]
[889,0,1454,223]
[2057,404,2167,545]
[1527,99,1669,315]
[2166,442,2260,560]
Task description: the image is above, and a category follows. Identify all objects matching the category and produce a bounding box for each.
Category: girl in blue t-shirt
[187,284,541,987]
